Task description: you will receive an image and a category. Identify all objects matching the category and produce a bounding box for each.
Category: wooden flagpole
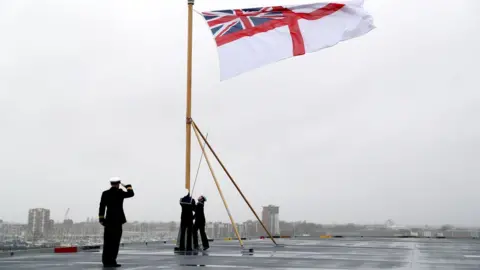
[192,121,278,245]
[175,1,194,249]
[193,126,244,248]
[185,0,194,192]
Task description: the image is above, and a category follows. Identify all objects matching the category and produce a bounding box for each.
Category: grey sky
[0,0,479,226]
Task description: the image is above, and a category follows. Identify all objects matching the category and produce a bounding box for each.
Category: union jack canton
[201,8,288,47]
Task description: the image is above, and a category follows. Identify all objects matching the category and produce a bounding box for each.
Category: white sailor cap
[110,176,121,184]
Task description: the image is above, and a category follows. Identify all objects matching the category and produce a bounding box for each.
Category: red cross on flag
[200,0,375,81]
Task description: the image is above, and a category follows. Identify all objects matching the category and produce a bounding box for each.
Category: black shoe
[203,247,209,251]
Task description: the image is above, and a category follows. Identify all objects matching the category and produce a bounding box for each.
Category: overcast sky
[0,0,479,226]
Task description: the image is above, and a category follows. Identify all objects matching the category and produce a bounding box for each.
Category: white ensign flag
[200,0,375,80]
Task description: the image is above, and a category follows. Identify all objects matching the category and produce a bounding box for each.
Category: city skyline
[3,213,480,247]
[0,207,476,229]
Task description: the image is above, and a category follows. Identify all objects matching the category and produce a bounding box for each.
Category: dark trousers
[102,225,122,265]
[193,223,209,249]
[179,221,193,251]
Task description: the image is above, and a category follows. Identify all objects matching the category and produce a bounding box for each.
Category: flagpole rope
[191,132,208,197]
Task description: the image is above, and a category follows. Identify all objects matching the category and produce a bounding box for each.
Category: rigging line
[191,132,208,197]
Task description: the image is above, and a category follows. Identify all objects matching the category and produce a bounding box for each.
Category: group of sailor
[98,177,209,268]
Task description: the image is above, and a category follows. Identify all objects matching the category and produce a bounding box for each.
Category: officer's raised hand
[122,183,134,198]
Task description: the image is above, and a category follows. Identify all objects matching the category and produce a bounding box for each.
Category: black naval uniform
[179,194,196,251]
[193,201,209,250]
[99,184,134,267]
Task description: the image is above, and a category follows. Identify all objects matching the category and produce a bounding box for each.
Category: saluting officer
[193,195,209,251]
[179,192,196,251]
[99,176,134,268]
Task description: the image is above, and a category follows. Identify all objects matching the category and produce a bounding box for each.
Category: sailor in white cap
[98,176,134,267]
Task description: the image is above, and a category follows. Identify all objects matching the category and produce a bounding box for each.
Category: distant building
[262,205,280,236]
[243,220,261,237]
[28,208,51,239]
[47,219,54,237]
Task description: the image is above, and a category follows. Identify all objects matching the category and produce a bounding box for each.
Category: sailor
[193,195,209,251]
[178,192,196,251]
[99,176,134,268]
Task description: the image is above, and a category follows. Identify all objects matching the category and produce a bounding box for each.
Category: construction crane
[64,208,70,222]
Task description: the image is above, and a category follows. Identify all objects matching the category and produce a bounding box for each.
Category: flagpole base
[241,248,254,255]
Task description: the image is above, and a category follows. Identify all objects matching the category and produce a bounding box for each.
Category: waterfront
[2,218,480,252]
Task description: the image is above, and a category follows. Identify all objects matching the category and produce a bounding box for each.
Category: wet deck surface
[1,238,480,269]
